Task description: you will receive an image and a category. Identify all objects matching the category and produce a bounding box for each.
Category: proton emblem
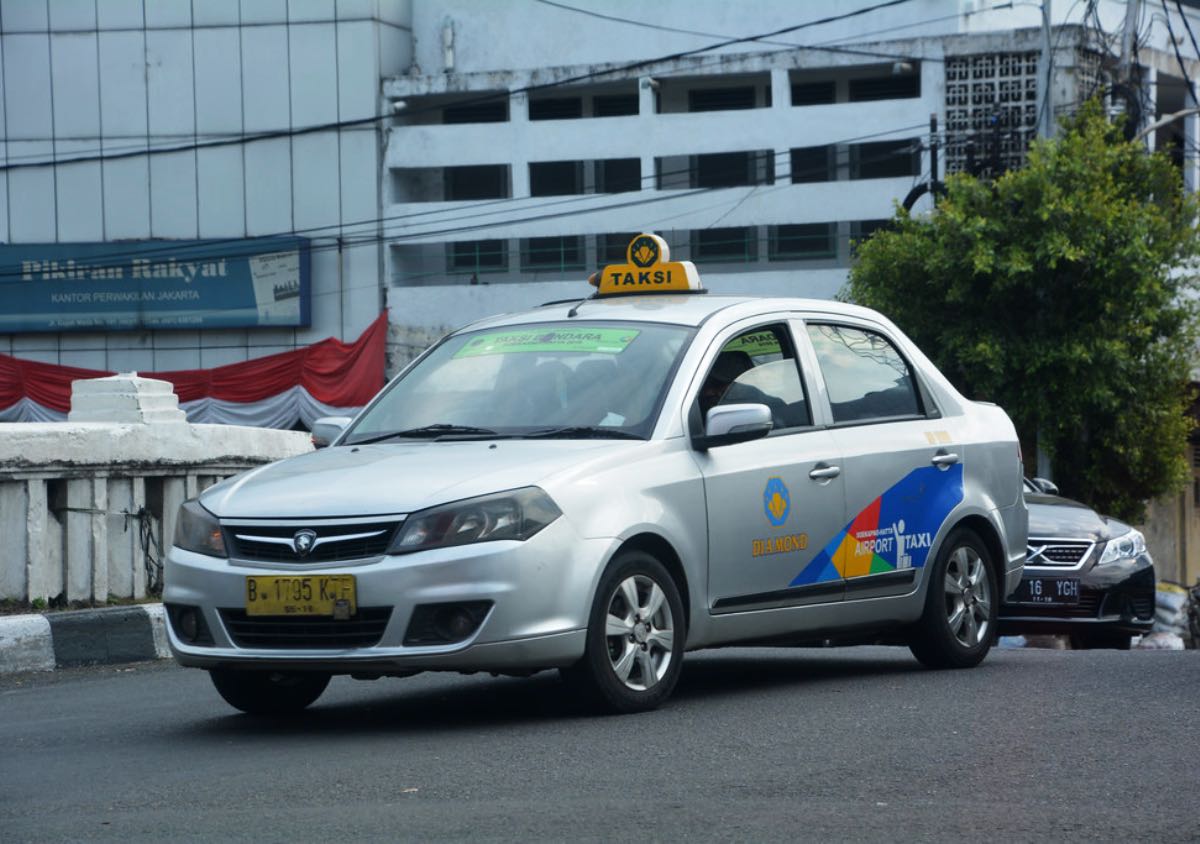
[292,529,318,557]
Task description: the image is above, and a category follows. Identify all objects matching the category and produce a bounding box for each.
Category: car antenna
[567,272,602,318]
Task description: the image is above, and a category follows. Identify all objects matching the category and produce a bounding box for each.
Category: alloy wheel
[604,574,676,691]
[943,545,992,648]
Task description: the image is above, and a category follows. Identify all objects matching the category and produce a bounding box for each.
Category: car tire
[561,550,686,714]
[1069,631,1133,650]
[909,526,997,669]
[209,669,331,715]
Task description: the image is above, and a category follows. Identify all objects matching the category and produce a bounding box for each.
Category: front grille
[1129,591,1155,620]
[227,521,401,563]
[1027,539,1092,567]
[219,607,392,649]
[1006,588,1102,618]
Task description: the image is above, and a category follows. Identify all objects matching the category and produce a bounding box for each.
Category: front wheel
[562,551,686,714]
[909,527,997,669]
[209,669,331,715]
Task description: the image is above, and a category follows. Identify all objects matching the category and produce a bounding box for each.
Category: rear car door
[691,320,847,613]
[801,319,966,601]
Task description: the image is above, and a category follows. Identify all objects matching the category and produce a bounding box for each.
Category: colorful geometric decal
[763,477,791,526]
[789,463,964,586]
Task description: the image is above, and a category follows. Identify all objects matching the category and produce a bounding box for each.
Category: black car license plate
[1014,577,1080,605]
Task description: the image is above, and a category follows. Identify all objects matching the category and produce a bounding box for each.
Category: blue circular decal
[763,477,790,527]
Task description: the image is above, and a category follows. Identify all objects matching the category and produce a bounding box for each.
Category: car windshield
[344,321,693,443]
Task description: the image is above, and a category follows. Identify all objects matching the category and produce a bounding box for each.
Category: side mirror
[692,403,772,450]
[1031,477,1059,496]
[310,416,352,449]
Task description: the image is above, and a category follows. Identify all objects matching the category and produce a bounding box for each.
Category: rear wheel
[1070,631,1133,650]
[209,669,330,715]
[562,551,686,714]
[909,527,997,669]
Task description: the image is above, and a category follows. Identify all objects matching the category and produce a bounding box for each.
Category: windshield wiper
[347,424,501,444]
[521,426,644,440]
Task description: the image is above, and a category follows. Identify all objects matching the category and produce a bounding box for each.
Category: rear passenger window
[699,324,811,430]
[807,324,921,423]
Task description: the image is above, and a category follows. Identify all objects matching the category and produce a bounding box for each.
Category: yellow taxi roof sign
[595,233,703,296]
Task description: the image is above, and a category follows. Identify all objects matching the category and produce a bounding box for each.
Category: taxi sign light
[596,233,703,296]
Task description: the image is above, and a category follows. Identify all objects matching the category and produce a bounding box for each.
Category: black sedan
[998,479,1156,649]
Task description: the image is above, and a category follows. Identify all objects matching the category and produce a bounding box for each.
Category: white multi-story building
[382,0,1200,359]
[0,0,409,388]
[2,0,1198,397]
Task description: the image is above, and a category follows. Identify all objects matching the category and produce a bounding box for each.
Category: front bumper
[163,516,611,674]
[998,553,1155,636]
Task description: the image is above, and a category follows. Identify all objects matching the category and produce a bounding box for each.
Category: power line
[0,123,929,279]
[1161,0,1200,105]
[0,0,919,174]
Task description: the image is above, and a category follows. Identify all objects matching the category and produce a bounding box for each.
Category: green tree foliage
[846,101,1198,522]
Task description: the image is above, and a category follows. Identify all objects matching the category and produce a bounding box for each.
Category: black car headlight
[1097,528,1146,565]
[173,499,227,558]
[388,487,561,555]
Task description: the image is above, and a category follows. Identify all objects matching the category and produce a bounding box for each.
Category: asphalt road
[2,647,1198,843]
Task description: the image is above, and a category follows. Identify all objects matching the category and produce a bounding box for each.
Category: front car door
[690,320,847,613]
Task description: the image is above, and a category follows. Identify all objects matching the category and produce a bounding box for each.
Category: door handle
[931,451,960,467]
[809,464,841,480]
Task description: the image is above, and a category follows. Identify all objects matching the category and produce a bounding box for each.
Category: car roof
[456,294,890,332]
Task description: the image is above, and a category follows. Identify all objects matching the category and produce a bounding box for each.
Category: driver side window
[698,324,811,431]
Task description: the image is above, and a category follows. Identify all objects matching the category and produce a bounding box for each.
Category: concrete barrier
[0,374,313,603]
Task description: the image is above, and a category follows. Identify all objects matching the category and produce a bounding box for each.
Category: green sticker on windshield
[455,328,641,358]
[722,331,781,357]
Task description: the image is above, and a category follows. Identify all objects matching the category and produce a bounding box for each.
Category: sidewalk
[0,604,170,674]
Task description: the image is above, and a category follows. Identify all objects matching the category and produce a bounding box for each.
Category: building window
[790,146,834,183]
[850,140,919,180]
[447,240,508,274]
[522,236,585,271]
[594,94,638,117]
[850,219,892,251]
[848,70,920,102]
[693,227,757,262]
[695,151,772,188]
[770,224,836,260]
[595,158,641,193]
[530,97,583,120]
[444,165,509,200]
[688,86,757,112]
[443,99,508,124]
[600,233,639,263]
[529,161,584,196]
[791,80,836,106]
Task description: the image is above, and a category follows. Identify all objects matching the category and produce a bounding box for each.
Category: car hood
[200,439,639,519]
[1026,492,1110,541]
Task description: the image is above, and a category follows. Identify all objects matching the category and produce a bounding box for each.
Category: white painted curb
[0,615,55,674]
[144,604,172,659]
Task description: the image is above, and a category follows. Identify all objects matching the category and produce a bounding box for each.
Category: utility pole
[1118,0,1141,83]
[1037,0,1055,139]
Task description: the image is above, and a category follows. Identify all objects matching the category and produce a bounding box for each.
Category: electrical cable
[0,124,931,279]
[0,0,921,173]
[1161,0,1200,105]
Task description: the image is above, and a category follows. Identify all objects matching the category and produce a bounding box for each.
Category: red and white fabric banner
[0,313,388,428]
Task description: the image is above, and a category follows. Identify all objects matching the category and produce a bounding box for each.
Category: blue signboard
[0,237,311,332]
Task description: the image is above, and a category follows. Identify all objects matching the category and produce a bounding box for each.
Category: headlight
[388,487,562,555]
[1098,528,1146,565]
[173,499,227,558]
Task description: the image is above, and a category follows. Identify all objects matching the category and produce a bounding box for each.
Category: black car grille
[219,607,393,649]
[1027,540,1092,567]
[227,521,401,563]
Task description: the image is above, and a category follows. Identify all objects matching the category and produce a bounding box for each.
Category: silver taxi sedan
[165,234,1027,715]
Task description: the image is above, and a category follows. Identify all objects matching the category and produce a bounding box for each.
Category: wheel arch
[613,532,692,630]
[951,514,1005,585]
